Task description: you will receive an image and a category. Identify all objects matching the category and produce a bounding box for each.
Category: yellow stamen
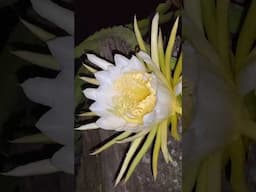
[112,72,156,124]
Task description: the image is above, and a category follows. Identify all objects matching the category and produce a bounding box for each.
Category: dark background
[75,0,165,44]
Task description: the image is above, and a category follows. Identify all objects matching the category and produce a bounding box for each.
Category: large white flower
[82,53,172,132]
[77,12,182,184]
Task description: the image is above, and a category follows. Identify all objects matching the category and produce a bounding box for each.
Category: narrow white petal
[83,88,97,100]
[87,54,113,70]
[76,123,99,130]
[96,116,126,130]
[51,146,74,174]
[89,102,111,117]
[1,159,57,176]
[30,0,74,35]
[127,55,146,71]
[114,54,129,67]
[22,78,55,106]
[137,51,154,65]
[94,71,111,84]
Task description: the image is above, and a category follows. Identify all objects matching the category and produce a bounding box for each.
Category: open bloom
[78,12,181,184]
[82,53,172,132]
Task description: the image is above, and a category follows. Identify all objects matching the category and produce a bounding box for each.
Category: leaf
[75,26,137,58]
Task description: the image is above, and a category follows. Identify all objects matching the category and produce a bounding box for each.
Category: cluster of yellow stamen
[112,72,156,124]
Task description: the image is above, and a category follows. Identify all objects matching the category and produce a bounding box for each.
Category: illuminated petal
[175,81,182,96]
[94,71,111,84]
[96,116,126,130]
[114,54,129,67]
[155,82,172,120]
[83,88,97,100]
[127,55,146,71]
[87,54,113,70]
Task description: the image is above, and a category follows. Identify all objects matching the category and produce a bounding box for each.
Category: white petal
[114,54,129,67]
[239,61,256,95]
[137,51,153,65]
[96,116,126,130]
[1,159,57,176]
[83,88,97,100]
[76,123,98,130]
[127,55,146,71]
[36,108,73,147]
[87,54,113,70]
[51,146,74,174]
[30,0,74,35]
[22,78,55,106]
[155,83,172,120]
[143,111,156,127]
[175,81,182,96]
[94,71,111,84]
[89,102,111,117]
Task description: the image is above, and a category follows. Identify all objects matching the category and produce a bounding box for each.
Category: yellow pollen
[112,72,156,124]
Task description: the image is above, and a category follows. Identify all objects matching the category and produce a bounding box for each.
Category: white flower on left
[81,53,172,132]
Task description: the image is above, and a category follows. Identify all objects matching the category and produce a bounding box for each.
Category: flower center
[112,72,156,124]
